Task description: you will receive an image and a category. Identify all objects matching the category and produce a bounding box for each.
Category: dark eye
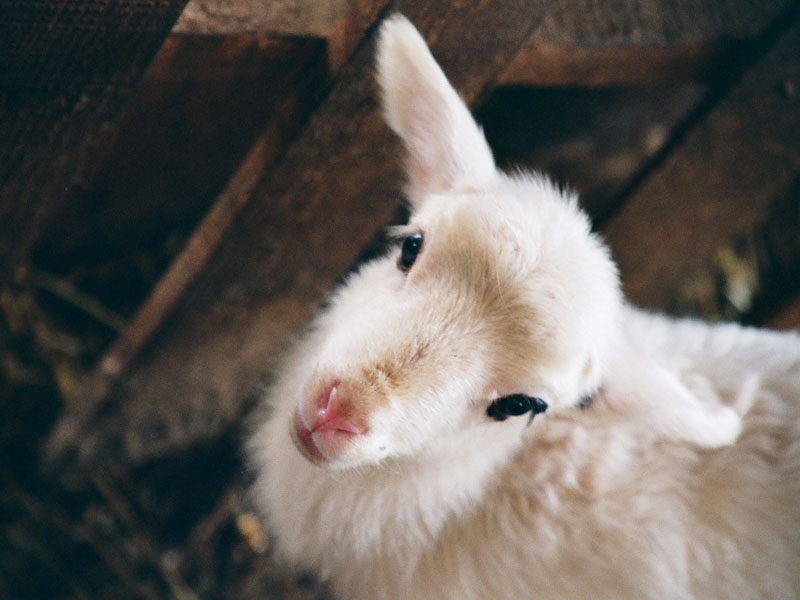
[399,232,424,271]
[487,394,548,422]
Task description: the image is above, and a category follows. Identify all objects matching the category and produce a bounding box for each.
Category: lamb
[248,15,800,599]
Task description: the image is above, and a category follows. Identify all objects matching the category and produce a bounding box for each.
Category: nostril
[311,384,362,435]
[314,385,338,427]
[292,379,370,463]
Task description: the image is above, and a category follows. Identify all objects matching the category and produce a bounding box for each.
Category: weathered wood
[503,0,791,87]
[666,175,800,324]
[754,176,800,323]
[175,0,388,72]
[602,18,800,313]
[31,34,327,272]
[770,295,800,331]
[502,43,719,87]
[50,0,561,467]
[0,0,190,283]
[176,0,791,87]
[28,13,375,404]
[478,85,708,220]
[527,0,787,45]
[46,33,329,436]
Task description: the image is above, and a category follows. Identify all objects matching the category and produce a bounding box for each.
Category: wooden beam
[601,18,800,313]
[0,0,190,283]
[65,36,328,418]
[48,1,800,467]
[500,0,792,86]
[178,0,792,87]
[43,33,329,461]
[174,0,388,72]
[500,43,722,87]
[30,33,328,284]
[770,296,800,331]
[48,0,559,467]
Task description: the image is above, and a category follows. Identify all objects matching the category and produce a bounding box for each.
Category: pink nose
[311,385,362,434]
[292,382,365,463]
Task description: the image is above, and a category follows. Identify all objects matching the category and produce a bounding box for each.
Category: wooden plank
[174,0,388,72]
[478,85,708,220]
[530,0,787,44]
[770,295,800,331]
[602,18,800,313]
[502,43,718,87]
[0,0,190,283]
[177,0,791,87]
[500,0,792,86]
[47,0,560,467]
[73,0,788,354]
[665,175,800,324]
[54,35,329,417]
[179,0,791,88]
[755,176,800,325]
[30,34,327,290]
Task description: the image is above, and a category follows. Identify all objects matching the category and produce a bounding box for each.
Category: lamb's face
[286,15,621,468]
[290,179,620,468]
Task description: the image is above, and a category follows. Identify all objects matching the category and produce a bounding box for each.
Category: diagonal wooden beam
[602,16,800,314]
[500,0,793,86]
[176,0,793,87]
[48,0,556,467]
[175,0,387,73]
[50,0,800,468]
[0,0,191,283]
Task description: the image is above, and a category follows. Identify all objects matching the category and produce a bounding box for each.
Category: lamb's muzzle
[292,382,367,464]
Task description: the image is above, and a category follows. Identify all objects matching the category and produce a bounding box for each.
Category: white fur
[249,15,800,599]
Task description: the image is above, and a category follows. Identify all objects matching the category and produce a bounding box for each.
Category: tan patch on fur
[335,378,387,430]
[424,206,561,386]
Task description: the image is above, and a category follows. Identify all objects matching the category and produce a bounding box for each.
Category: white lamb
[249,15,800,599]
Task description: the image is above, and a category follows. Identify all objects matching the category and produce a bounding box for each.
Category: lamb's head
[288,15,622,468]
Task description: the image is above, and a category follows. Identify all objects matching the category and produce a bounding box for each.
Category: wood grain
[50,1,561,466]
[602,19,800,312]
[175,0,388,72]
[0,0,190,282]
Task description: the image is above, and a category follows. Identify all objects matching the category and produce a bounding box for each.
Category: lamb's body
[256,310,800,599]
[249,15,800,599]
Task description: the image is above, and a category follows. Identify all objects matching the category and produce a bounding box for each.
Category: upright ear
[376,15,496,203]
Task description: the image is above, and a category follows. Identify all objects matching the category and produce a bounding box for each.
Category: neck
[334,416,530,558]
